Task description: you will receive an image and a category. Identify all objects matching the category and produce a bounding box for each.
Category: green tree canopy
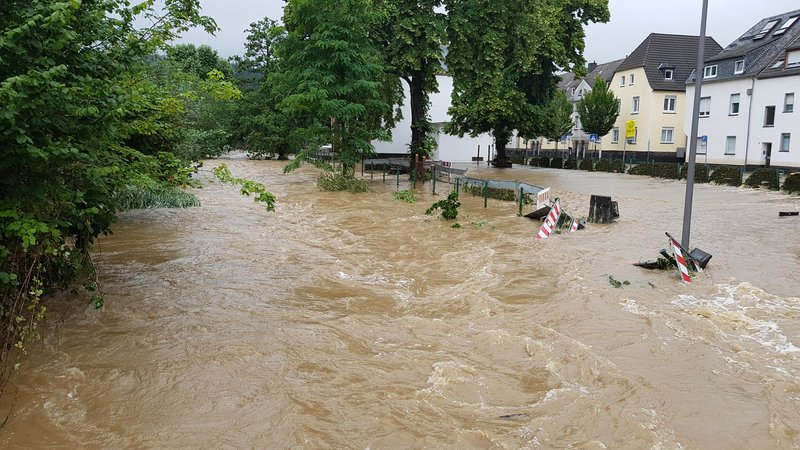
[445,0,609,166]
[576,75,620,138]
[540,90,574,146]
[277,0,395,176]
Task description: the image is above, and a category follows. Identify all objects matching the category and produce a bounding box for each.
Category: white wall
[685,78,753,165]
[372,75,494,162]
[749,76,799,168]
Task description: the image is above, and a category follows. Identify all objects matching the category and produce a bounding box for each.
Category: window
[785,93,795,113]
[664,69,674,80]
[773,16,798,36]
[703,65,718,78]
[734,60,745,74]
[754,19,779,40]
[729,93,740,115]
[725,136,737,155]
[661,127,674,143]
[781,133,791,152]
[620,75,626,86]
[699,97,711,117]
[629,74,635,85]
[611,127,620,143]
[630,127,638,144]
[788,50,800,68]
[632,96,640,114]
[764,106,776,126]
[663,95,677,113]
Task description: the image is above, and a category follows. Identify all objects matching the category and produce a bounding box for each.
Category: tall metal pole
[681,0,709,250]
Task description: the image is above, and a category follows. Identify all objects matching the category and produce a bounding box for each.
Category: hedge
[783,172,800,194]
[579,159,594,171]
[744,168,780,190]
[595,159,624,173]
[709,165,742,186]
[463,184,518,202]
[680,163,709,183]
[550,157,563,169]
[564,158,578,169]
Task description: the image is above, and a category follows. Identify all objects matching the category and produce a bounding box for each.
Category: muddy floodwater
[2,155,800,449]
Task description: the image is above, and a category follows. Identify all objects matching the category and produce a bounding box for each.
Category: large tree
[378,0,446,164]
[277,0,395,177]
[576,75,620,150]
[445,0,609,166]
[540,90,574,153]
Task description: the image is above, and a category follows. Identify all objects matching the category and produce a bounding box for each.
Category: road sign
[625,120,636,139]
[589,134,599,142]
[701,135,708,143]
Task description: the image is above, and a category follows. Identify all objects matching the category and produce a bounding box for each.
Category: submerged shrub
[709,165,742,186]
[426,191,461,220]
[563,158,578,169]
[579,159,594,171]
[317,172,370,193]
[550,157,563,169]
[744,168,780,190]
[782,172,800,194]
[392,190,418,203]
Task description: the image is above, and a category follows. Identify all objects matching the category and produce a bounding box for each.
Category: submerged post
[518,187,524,216]
[432,168,437,195]
[483,180,488,208]
[682,0,709,250]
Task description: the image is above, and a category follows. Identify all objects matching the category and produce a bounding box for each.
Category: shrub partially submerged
[317,172,370,193]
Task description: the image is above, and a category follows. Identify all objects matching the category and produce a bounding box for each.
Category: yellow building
[603,33,722,162]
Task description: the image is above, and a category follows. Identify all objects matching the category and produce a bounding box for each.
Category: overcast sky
[177,0,800,65]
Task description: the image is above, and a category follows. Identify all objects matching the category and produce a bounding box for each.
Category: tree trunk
[493,129,512,167]
[407,74,428,176]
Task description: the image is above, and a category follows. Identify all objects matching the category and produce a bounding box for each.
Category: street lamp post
[681,0,709,250]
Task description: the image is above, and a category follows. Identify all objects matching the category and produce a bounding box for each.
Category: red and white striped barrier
[670,237,691,283]
[570,219,579,232]
[536,199,562,239]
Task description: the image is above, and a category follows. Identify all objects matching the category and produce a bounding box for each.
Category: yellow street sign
[625,120,636,139]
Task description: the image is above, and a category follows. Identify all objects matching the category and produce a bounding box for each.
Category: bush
[114,181,200,210]
[579,159,594,171]
[564,158,577,169]
[426,191,461,220]
[392,190,417,203]
[595,159,623,173]
[709,165,742,187]
[550,157,563,169]
[782,172,800,194]
[509,155,525,165]
[653,162,680,180]
[628,163,654,176]
[680,163,709,183]
[536,157,550,167]
[463,184,518,202]
[317,172,370,193]
[744,168,780,190]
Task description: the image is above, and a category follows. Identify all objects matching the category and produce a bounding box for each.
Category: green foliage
[540,91,575,143]
[744,168,780,191]
[426,191,461,220]
[680,163,710,183]
[451,223,462,229]
[629,162,681,179]
[393,190,418,203]
[167,44,234,80]
[277,0,394,177]
[608,276,630,288]
[445,0,609,162]
[550,157,564,169]
[534,157,551,168]
[463,185,520,202]
[316,172,371,193]
[564,158,578,169]
[1,0,217,386]
[782,173,800,194]
[709,165,743,186]
[114,183,200,210]
[231,18,286,73]
[213,164,277,209]
[471,220,489,229]
[628,163,654,176]
[577,76,620,137]
[579,159,594,171]
[594,159,624,173]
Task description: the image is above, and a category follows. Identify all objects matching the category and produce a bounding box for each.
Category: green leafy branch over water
[213,164,276,211]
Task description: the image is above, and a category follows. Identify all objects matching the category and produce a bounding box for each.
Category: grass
[115,184,200,210]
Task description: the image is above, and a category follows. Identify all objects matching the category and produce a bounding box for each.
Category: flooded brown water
[2,155,800,448]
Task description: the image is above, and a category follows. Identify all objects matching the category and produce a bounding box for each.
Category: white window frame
[699,97,711,117]
[611,127,620,143]
[703,65,718,78]
[629,74,635,85]
[734,60,745,74]
[788,50,800,68]
[620,75,626,86]
[660,127,675,144]
[725,136,736,155]
[729,93,740,116]
[632,96,640,114]
[785,93,794,113]
[663,95,677,113]
[780,133,791,152]
[664,69,673,80]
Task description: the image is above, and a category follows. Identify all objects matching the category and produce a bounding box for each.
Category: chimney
[587,61,598,73]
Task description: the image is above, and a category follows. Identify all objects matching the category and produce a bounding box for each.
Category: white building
[372,75,494,163]
[685,9,800,168]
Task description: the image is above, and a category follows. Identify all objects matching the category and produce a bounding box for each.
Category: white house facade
[684,9,800,168]
[372,75,493,163]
